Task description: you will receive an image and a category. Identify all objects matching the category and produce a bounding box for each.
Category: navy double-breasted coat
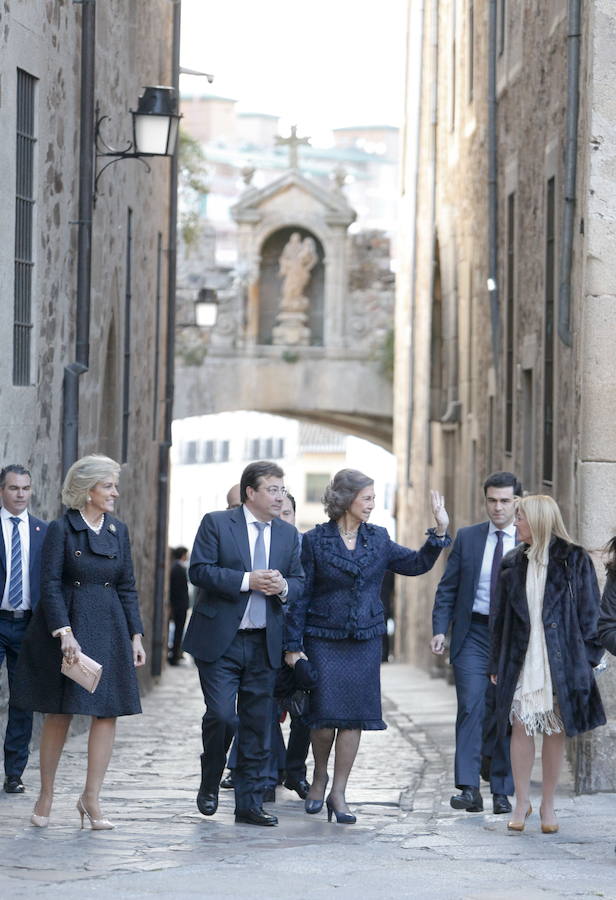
[14,509,144,717]
[488,537,606,738]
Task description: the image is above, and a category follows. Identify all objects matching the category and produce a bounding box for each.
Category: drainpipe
[487,0,500,372]
[151,0,181,677]
[404,0,427,484]
[558,0,581,347]
[63,0,96,476]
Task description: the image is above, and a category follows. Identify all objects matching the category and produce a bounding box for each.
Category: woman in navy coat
[489,495,605,834]
[15,455,145,830]
[284,469,450,823]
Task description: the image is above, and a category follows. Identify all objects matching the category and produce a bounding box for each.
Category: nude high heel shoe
[507,804,532,832]
[77,796,114,830]
[539,805,559,834]
[31,809,49,827]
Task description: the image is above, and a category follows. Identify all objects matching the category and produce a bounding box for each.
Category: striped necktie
[8,517,23,610]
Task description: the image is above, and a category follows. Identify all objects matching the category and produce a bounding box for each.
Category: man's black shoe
[450,786,483,812]
[235,806,278,826]
[263,787,276,803]
[197,790,218,816]
[283,777,310,800]
[480,755,491,782]
[4,776,24,794]
[492,793,512,814]
[220,773,234,790]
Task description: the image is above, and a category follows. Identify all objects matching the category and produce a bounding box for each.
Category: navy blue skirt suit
[284,521,451,730]
[14,510,144,718]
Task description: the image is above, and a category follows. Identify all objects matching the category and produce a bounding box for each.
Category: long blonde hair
[517,494,572,563]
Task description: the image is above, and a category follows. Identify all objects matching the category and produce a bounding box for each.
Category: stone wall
[0,0,174,735]
[394,0,616,787]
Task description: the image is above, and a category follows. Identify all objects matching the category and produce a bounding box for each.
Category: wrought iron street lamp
[94,85,181,202]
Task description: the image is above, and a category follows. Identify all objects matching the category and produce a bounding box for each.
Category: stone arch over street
[175,166,396,450]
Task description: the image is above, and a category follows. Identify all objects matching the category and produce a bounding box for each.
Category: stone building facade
[394,0,616,789]
[0,0,175,734]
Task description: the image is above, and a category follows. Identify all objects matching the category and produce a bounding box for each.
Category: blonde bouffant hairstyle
[62,454,121,510]
[517,494,572,564]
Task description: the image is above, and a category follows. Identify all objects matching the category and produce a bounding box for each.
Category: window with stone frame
[305,473,330,504]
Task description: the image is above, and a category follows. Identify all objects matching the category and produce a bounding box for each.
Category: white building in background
[169,411,396,548]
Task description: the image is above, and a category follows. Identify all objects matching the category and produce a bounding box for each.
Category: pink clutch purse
[61,653,103,694]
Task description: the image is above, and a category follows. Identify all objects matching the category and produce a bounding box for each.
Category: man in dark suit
[0,464,47,793]
[184,461,304,826]
[168,546,189,665]
[431,471,521,814]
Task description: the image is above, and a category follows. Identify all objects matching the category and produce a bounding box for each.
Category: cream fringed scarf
[510,546,564,736]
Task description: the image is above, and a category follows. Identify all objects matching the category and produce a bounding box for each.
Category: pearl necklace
[80,510,104,534]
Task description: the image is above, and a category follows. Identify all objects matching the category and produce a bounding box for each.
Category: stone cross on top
[275,125,311,169]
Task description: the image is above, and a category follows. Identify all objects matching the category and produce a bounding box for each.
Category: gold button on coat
[74,581,80,587]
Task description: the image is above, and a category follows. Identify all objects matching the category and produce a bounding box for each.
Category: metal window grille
[13,69,37,386]
[504,192,515,454]
[543,177,556,484]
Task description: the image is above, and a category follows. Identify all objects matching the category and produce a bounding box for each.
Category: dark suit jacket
[183,507,304,668]
[0,511,48,609]
[432,521,491,662]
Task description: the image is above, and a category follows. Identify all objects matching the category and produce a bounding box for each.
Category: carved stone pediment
[230,169,356,228]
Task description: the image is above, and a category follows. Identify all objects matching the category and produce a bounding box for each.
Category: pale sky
[179,0,406,144]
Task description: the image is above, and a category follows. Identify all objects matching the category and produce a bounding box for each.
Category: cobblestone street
[0,662,615,899]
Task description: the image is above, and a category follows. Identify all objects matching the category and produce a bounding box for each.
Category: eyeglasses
[261,486,287,497]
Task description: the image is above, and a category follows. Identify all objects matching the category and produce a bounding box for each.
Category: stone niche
[230,169,356,350]
[259,226,325,345]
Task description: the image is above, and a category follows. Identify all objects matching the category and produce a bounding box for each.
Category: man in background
[168,546,190,666]
[431,472,521,815]
[0,464,47,794]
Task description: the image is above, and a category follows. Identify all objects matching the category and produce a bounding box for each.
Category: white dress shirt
[238,505,289,629]
[1,507,31,610]
[472,520,517,615]
[239,506,272,630]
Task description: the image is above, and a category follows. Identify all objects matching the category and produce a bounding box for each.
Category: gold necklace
[338,524,359,542]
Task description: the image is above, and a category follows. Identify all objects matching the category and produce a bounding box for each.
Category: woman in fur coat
[597,536,616,656]
[489,495,605,835]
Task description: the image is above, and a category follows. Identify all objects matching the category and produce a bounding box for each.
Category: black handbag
[280,688,310,718]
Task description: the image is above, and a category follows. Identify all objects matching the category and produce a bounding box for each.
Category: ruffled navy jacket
[284,520,451,650]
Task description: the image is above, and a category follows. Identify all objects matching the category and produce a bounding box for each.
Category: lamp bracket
[93,107,151,205]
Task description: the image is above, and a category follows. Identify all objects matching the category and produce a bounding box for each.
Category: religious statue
[272,233,318,346]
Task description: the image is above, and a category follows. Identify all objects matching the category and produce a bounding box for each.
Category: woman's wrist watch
[54,626,72,637]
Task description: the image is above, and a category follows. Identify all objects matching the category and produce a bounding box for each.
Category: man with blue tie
[0,464,47,794]
[431,471,521,814]
[184,461,304,826]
